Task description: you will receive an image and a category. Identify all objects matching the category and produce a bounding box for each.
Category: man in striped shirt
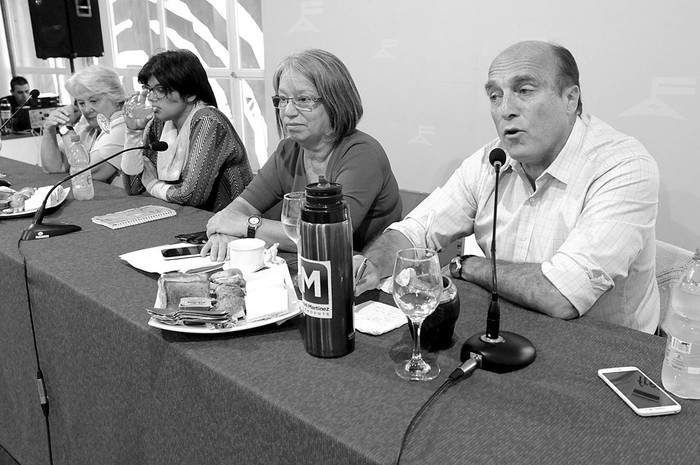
[355,41,659,333]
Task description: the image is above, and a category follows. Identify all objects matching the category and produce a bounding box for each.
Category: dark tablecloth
[1,157,698,465]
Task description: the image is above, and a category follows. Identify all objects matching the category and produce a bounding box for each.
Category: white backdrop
[263,0,699,250]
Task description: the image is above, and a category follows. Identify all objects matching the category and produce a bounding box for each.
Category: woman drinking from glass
[41,66,126,186]
[121,49,253,212]
[204,49,402,261]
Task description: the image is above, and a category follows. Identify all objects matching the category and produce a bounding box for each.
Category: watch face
[249,216,261,226]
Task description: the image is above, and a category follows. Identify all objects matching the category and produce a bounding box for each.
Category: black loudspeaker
[28,0,104,59]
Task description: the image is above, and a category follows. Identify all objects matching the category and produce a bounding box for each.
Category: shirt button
[521,236,527,241]
[529,198,535,204]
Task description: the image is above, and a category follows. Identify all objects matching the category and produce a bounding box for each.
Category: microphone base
[460,331,536,374]
[21,222,81,241]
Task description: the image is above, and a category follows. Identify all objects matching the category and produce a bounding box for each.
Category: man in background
[3,76,32,131]
[354,40,660,333]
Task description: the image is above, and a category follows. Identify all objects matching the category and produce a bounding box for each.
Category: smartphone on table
[598,366,681,417]
[161,244,204,260]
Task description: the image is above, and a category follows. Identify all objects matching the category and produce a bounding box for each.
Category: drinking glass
[124,89,153,130]
[393,247,443,381]
[281,192,305,285]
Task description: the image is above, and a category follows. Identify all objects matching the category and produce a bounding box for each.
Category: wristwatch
[449,255,475,280]
[57,125,73,136]
[246,214,262,238]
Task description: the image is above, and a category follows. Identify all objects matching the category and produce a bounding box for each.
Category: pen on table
[355,257,369,286]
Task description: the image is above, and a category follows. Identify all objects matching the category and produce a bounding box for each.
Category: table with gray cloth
[1,156,698,465]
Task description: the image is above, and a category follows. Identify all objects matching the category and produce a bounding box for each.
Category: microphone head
[489,148,507,168]
[149,141,169,151]
[29,89,41,99]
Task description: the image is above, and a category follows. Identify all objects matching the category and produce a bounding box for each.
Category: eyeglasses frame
[271,95,322,112]
[142,84,170,100]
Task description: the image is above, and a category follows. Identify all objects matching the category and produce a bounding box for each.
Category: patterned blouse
[123,106,253,212]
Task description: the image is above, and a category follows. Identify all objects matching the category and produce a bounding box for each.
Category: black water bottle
[299,176,355,357]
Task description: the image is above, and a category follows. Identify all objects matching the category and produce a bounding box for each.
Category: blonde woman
[41,65,127,186]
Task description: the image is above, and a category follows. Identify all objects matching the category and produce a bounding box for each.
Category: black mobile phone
[161,244,204,260]
[175,231,208,244]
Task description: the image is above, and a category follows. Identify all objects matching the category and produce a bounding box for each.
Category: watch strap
[449,254,476,279]
[246,215,261,238]
[57,125,74,136]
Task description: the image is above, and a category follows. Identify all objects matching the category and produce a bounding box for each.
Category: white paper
[354,300,407,336]
[120,244,223,274]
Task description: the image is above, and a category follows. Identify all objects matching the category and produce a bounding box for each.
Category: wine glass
[281,192,305,285]
[393,247,443,381]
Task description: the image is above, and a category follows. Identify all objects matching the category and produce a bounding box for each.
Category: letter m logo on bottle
[300,257,333,318]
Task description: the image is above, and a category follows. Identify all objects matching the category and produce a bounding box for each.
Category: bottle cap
[302,176,347,224]
[305,176,343,207]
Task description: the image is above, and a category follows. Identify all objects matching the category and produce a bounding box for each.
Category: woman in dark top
[204,49,402,260]
[121,49,253,212]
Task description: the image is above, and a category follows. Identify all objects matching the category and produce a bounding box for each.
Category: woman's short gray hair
[272,49,363,143]
[65,65,126,107]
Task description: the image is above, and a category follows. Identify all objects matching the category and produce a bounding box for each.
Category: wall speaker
[28,0,104,59]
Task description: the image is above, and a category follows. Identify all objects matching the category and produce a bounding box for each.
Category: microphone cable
[395,357,480,465]
[16,237,54,465]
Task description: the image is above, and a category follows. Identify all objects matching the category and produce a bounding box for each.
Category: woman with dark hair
[204,49,402,260]
[121,49,253,212]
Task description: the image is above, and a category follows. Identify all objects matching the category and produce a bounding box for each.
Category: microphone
[20,141,169,241]
[459,148,536,373]
[0,89,40,132]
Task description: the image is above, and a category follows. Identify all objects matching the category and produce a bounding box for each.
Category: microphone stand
[21,142,167,240]
[459,149,536,373]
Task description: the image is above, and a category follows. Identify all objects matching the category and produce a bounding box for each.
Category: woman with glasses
[203,49,402,261]
[40,65,127,185]
[121,49,253,212]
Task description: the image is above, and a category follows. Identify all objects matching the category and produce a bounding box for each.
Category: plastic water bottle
[0,98,12,135]
[299,176,355,357]
[67,135,95,201]
[662,248,700,399]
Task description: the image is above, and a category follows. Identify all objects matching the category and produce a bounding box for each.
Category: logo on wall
[373,39,398,59]
[621,77,697,120]
[300,256,333,319]
[289,0,323,33]
[409,125,436,145]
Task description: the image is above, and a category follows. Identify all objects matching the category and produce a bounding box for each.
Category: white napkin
[379,276,393,294]
[244,265,295,322]
[354,300,407,336]
[23,185,68,211]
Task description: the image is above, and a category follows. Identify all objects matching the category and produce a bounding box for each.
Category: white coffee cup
[225,238,265,274]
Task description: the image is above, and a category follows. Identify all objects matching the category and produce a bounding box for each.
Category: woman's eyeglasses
[142,85,169,100]
[271,95,322,112]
